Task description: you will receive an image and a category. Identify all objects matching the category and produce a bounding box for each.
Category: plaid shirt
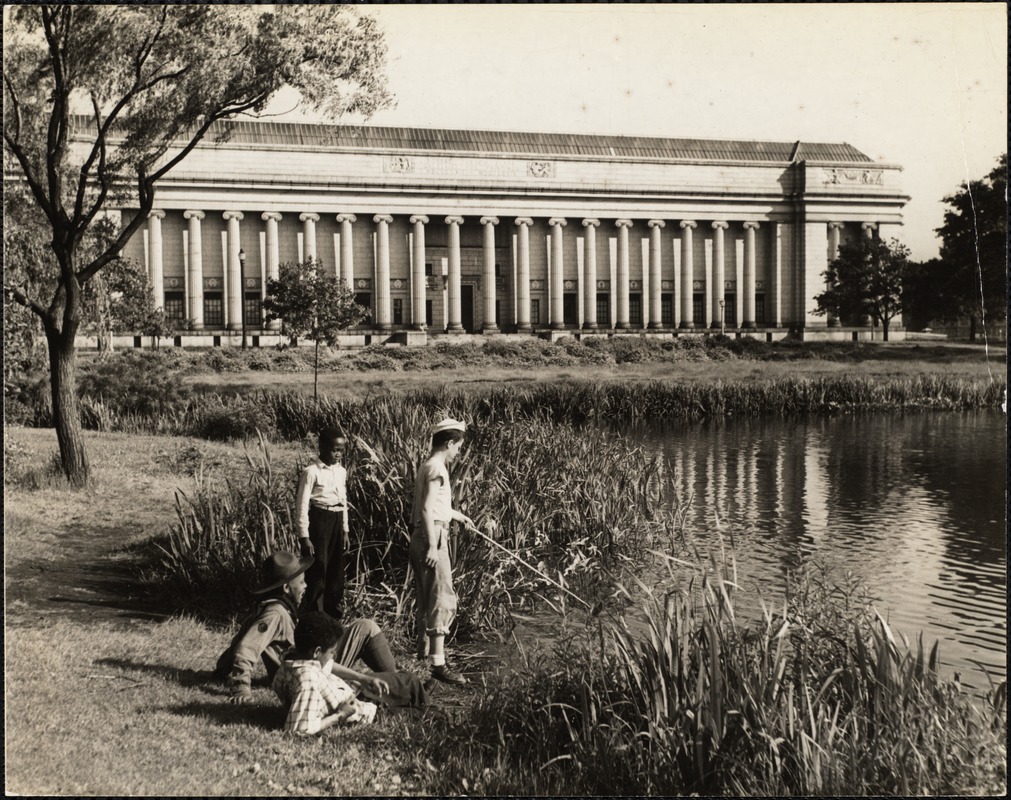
[273,658,355,735]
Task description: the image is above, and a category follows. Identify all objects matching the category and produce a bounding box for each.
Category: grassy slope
[5,347,1006,795]
[185,343,1006,400]
[4,428,442,796]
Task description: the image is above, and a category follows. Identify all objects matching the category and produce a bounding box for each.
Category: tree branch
[4,283,50,321]
[3,71,23,143]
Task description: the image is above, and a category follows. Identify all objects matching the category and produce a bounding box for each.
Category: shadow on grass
[93,657,225,689]
[164,700,282,730]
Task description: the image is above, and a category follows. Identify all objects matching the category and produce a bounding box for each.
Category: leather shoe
[430,664,468,685]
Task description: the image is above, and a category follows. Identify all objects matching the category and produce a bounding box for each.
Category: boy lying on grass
[214,551,427,708]
[274,612,378,733]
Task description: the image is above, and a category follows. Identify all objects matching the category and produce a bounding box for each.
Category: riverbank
[6,407,1006,794]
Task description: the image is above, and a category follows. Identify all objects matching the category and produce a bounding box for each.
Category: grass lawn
[5,345,1006,795]
[4,428,454,796]
[178,341,1006,400]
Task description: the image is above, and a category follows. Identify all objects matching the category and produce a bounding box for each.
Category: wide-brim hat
[253,551,314,594]
[431,417,467,436]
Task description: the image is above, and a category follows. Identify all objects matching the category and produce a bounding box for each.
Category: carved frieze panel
[821,168,883,186]
[527,161,554,178]
[660,280,673,291]
[356,278,372,289]
[692,280,705,291]
[386,156,413,174]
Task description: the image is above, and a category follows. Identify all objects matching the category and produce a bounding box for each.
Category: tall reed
[145,413,679,635]
[407,539,1007,796]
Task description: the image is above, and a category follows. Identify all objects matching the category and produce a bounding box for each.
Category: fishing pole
[463,523,593,610]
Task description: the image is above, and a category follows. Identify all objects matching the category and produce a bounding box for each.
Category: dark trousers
[301,506,345,619]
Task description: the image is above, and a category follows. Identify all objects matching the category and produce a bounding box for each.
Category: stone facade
[106,122,908,346]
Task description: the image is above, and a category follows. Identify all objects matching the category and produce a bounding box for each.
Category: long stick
[464,524,592,610]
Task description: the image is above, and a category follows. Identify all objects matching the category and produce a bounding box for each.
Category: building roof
[200,119,874,164]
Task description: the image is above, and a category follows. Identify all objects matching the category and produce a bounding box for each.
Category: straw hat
[431,417,466,436]
[252,551,314,594]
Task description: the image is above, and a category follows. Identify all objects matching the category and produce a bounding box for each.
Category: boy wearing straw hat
[409,417,474,685]
[215,551,427,708]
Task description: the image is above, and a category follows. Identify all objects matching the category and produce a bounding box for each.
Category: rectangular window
[244,293,262,329]
[393,298,403,325]
[692,294,704,324]
[203,292,223,327]
[724,294,737,327]
[164,291,185,322]
[424,262,433,277]
[661,293,674,326]
[596,294,610,327]
[629,294,643,326]
[530,299,540,326]
[563,293,578,326]
[426,300,433,327]
[755,294,766,325]
[354,293,371,326]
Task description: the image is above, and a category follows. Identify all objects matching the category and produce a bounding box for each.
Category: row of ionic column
[145,211,773,332]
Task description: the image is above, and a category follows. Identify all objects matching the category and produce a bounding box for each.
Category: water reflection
[619,410,1007,689]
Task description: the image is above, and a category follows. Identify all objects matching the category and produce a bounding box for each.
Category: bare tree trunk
[46,324,90,484]
[314,338,319,403]
[92,272,114,358]
[882,317,890,342]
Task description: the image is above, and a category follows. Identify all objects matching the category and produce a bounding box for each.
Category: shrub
[77,350,190,417]
[189,396,275,441]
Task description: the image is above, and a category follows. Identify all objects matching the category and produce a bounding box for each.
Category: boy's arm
[329,661,390,698]
[295,465,315,557]
[340,467,350,548]
[227,609,286,703]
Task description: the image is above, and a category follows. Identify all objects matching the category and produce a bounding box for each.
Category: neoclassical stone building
[114,120,908,345]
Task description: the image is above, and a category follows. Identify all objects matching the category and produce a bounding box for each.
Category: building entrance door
[461,285,475,332]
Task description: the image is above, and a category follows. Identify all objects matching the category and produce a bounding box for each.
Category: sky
[268,3,1007,261]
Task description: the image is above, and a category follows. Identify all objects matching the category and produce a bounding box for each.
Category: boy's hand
[299,538,315,558]
[425,546,439,568]
[342,530,350,550]
[367,676,390,697]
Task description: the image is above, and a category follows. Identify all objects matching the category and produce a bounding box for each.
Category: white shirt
[296,458,348,538]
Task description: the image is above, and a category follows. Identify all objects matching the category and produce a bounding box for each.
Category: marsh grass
[407,540,1007,796]
[145,415,677,640]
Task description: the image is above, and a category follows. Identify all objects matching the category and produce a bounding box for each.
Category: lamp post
[238,248,248,349]
[719,299,725,337]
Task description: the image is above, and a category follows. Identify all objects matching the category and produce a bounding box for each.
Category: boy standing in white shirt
[297,428,350,620]
[409,417,474,685]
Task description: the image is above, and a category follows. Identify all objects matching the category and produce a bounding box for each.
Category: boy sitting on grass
[273,612,378,734]
[215,551,427,708]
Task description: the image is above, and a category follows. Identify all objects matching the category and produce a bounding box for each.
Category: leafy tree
[262,259,370,401]
[901,258,951,331]
[815,237,911,341]
[2,5,391,483]
[935,153,1007,341]
[82,256,171,351]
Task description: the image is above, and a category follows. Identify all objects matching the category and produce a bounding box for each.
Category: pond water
[612,410,1007,691]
